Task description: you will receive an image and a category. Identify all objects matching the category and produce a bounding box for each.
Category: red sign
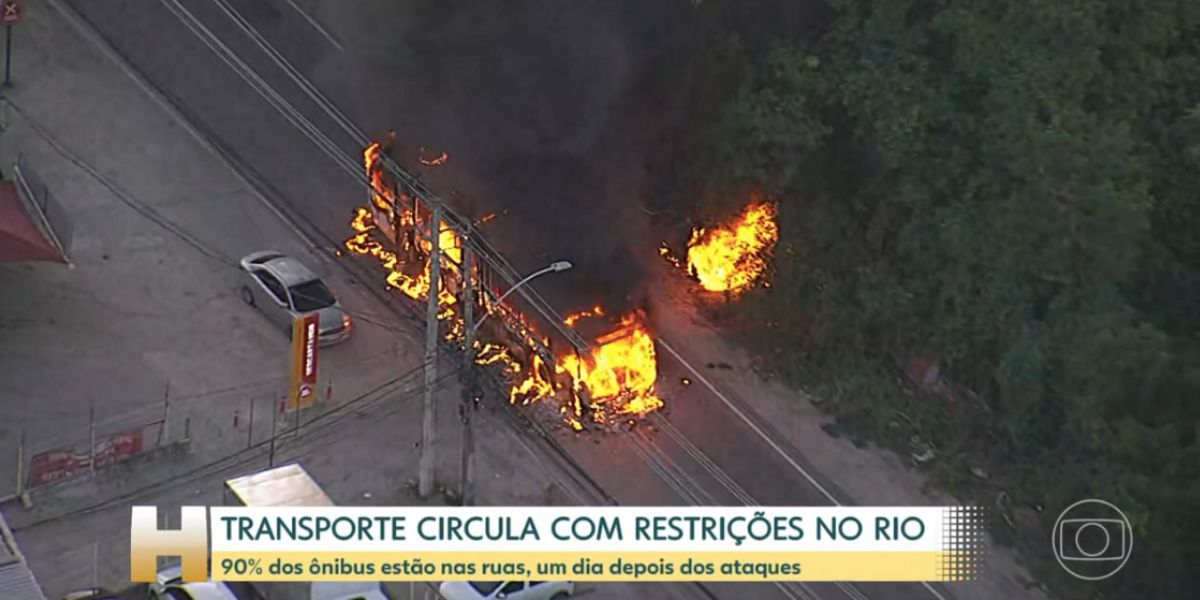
[2,1,22,25]
[289,313,320,408]
[28,450,89,487]
[28,429,145,487]
[94,430,144,468]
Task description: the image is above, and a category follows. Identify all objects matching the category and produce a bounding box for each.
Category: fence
[1,350,409,507]
[3,393,189,504]
[3,348,464,596]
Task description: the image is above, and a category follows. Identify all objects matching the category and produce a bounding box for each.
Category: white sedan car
[238,250,352,346]
[439,581,575,600]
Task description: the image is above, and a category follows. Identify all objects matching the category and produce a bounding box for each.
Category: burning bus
[343,140,663,431]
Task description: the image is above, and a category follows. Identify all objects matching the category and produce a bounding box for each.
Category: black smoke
[353,0,694,318]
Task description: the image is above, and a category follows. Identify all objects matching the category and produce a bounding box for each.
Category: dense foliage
[676,1,1200,597]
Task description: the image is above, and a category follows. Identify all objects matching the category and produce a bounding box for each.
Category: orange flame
[346,138,664,429]
[557,311,663,419]
[684,200,779,294]
[363,143,398,218]
[419,147,449,166]
[659,242,683,269]
[564,305,605,327]
[476,343,520,374]
[510,353,556,405]
[349,144,462,313]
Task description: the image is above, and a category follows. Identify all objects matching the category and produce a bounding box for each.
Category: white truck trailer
[224,464,389,600]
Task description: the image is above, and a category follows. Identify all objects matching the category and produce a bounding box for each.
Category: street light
[459,259,570,507]
[467,260,572,338]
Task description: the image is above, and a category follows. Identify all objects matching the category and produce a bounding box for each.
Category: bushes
[677,0,1200,597]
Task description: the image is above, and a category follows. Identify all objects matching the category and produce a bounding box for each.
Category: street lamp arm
[459,259,569,507]
[493,266,553,306]
[467,261,572,338]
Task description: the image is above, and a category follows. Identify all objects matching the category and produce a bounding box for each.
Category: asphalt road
[59,2,955,600]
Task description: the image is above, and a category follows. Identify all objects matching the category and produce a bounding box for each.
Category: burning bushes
[684,199,779,294]
[660,197,781,297]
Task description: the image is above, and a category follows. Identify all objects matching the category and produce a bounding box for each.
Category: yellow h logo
[129,506,209,583]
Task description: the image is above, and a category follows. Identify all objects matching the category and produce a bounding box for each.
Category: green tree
[675,0,1200,596]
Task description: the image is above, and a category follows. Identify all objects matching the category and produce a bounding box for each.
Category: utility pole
[418,205,442,498]
[1,0,20,88]
[459,243,476,506]
[2,23,10,87]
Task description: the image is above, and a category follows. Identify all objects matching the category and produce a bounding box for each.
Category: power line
[9,94,418,339]
[5,98,237,269]
[158,0,587,363]
[17,352,452,528]
[11,360,465,531]
[201,0,584,352]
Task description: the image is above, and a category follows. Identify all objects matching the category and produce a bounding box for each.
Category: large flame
[346,206,457,318]
[344,139,664,430]
[557,312,663,420]
[349,144,460,318]
[684,200,779,294]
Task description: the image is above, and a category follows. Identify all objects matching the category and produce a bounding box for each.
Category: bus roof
[224,463,334,507]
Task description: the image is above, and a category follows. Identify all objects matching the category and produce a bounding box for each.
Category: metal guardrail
[13,154,73,261]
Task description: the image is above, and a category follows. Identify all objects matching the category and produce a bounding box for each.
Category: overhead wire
[68,6,901,598]
[13,94,419,339]
[11,357,466,531]
[12,0,603,540]
[198,0,587,354]
[5,98,237,270]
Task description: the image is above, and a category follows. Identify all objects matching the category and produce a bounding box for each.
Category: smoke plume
[351,0,692,318]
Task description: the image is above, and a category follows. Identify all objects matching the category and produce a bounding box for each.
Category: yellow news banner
[212,551,963,582]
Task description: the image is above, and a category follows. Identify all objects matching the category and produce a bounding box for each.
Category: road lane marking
[656,337,950,600]
[657,336,842,504]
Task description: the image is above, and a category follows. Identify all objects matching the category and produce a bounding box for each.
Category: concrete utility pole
[456,259,573,504]
[459,243,476,506]
[419,204,442,498]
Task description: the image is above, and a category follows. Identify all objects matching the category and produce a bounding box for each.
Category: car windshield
[289,280,336,312]
[469,582,503,595]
